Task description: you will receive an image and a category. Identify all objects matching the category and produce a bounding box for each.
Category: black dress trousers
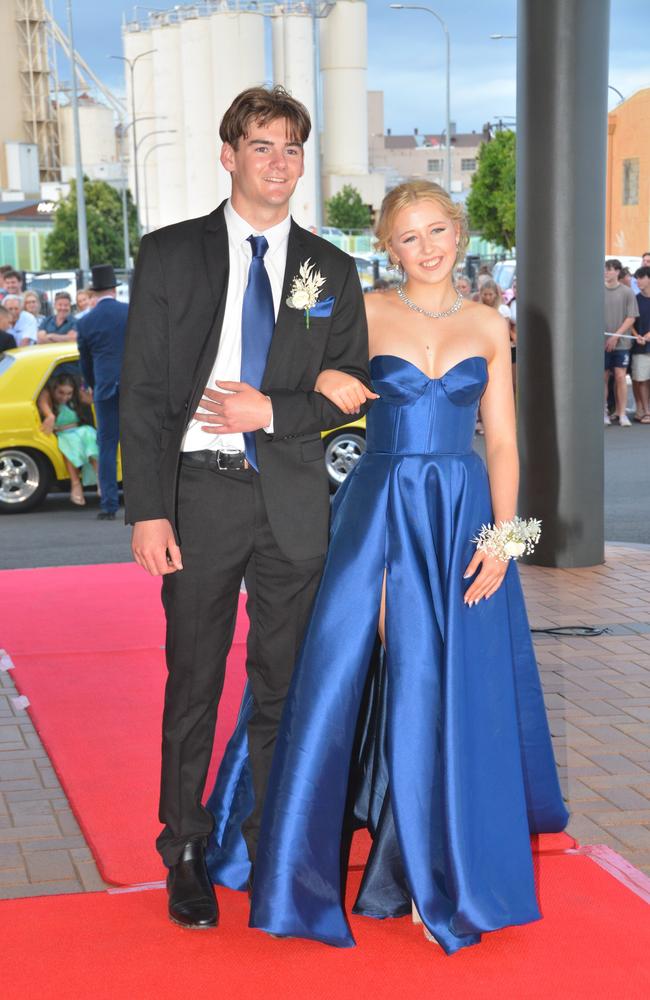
[156,457,325,867]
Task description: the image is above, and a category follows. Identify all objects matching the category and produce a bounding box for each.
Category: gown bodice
[367,355,487,456]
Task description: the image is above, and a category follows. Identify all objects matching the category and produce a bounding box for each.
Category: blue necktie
[241,234,275,471]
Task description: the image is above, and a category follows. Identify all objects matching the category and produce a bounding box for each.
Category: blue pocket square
[308,295,336,318]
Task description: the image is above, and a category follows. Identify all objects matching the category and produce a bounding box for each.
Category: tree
[325,184,372,231]
[44,177,139,270]
[465,130,516,250]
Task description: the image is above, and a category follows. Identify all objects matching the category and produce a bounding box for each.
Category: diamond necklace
[397,284,463,320]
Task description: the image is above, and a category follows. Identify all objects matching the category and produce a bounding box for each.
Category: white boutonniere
[286,258,326,329]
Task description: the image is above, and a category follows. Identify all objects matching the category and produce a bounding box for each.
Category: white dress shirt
[182,200,291,453]
[9,310,38,346]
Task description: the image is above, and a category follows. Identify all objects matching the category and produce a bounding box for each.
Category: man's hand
[314,369,379,415]
[196,381,272,434]
[132,518,183,576]
[605,335,619,352]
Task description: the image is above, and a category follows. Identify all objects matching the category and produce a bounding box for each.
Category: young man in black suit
[120,87,373,929]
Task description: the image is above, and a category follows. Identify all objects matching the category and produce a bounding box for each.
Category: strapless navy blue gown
[206,355,568,955]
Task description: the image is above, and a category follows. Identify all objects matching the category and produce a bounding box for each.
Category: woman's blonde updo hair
[375,180,469,267]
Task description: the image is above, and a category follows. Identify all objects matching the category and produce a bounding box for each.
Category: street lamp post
[66,0,89,279]
[143,142,174,233]
[110,49,156,237]
[390,4,452,195]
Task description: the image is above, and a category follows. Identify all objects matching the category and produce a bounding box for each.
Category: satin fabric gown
[206,354,569,955]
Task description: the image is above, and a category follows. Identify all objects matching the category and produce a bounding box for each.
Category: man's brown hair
[219,86,311,149]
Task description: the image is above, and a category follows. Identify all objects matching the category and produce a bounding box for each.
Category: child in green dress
[37,374,99,506]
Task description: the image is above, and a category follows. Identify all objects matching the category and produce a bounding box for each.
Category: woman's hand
[40,414,55,435]
[463,549,508,606]
[314,369,379,415]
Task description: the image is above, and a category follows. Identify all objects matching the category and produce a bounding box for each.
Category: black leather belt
[181,449,249,471]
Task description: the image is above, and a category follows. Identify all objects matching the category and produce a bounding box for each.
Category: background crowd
[1,248,649,514]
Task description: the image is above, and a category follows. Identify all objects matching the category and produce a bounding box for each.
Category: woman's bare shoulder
[364,287,400,324]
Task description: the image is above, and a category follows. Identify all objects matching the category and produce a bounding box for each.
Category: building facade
[368,91,487,199]
[606,88,650,256]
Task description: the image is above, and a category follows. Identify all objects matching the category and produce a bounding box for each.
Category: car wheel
[0,449,52,513]
[323,430,366,491]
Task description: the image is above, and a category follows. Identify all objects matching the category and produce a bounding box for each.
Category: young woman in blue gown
[206,181,568,955]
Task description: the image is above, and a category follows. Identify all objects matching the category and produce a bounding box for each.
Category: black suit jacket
[120,201,371,561]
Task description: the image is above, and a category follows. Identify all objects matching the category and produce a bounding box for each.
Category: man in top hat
[77,264,129,519]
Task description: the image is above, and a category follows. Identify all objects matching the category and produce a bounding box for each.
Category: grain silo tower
[0,0,60,189]
[122,1,381,232]
[122,23,158,232]
[179,12,218,219]
[319,0,384,211]
[209,5,267,207]
[272,7,320,229]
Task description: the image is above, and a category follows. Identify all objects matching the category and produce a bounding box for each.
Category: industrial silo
[320,0,368,177]
[151,20,187,227]
[122,23,159,231]
[58,97,116,180]
[210,6,266,206]
[179,11,219,219]
[272,9,319,230]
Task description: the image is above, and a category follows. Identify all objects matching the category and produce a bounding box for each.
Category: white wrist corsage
[473,516,542,562]
[286,259,326,329]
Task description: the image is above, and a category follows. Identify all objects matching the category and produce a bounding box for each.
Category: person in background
[509,276,518,390]
[37,292,77,343]
[75,287,96,319]
[2,269,23,297]
[0,303,17,350]
[604,258,639,427]
[77,264,129,520]
[3,294,38,346]
[37,373,99,506]
[478,280,513,427]
[619,267,632,288]
[0,265,12,297]
[631,266,650,423]
[455,274,473,299]
[22,290,44,328]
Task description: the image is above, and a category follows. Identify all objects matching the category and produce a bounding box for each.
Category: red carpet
[0,564,577,888]
[0,564,247,886]
[2,855,650,1000]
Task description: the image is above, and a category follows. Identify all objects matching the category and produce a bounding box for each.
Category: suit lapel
[187,203,230,421]
[262,221,307,390]
[201,201,229,312]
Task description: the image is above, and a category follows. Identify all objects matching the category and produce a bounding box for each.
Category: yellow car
[322,417,366,490]
[0,343,117,512]
[0,342,364,511]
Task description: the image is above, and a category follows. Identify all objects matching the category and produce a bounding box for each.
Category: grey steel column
[516,0,610,567]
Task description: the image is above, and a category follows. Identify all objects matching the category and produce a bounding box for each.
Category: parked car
[0,343,116,513]
[492,259,517,301]
[322,416,366,490]
[0,341,361,508]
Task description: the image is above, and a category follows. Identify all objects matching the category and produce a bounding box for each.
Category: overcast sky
[49,0,650,135]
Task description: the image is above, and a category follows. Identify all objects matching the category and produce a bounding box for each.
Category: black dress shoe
[167,841,218,929]
[97,511,116,520]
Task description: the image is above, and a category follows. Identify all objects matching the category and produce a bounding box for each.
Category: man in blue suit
[77,264,129,520]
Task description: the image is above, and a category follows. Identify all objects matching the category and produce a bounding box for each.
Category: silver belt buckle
[217,448,241,471]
